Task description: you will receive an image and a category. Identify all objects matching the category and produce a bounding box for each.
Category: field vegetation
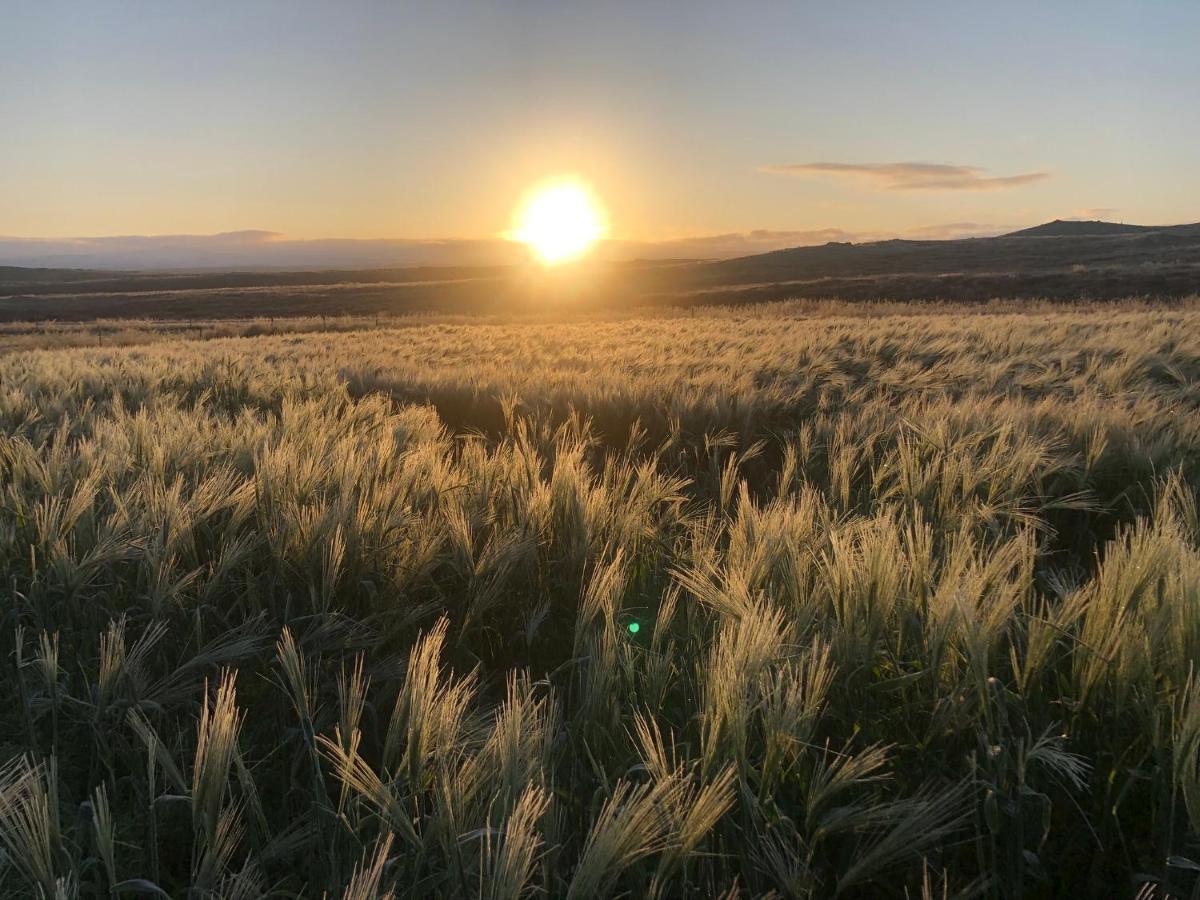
[0,316,446,354]
[1,302,1199,896]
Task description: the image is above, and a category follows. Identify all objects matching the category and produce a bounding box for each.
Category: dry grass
[0,301,1199,896]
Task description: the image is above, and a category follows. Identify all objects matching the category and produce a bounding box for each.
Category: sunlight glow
[510,178,607,265]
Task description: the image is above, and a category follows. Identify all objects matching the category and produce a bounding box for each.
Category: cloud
[904,222,1006,239]
[0,221,1028,270]
[1070,207,1119,220]
[0,233,528,270]
[763,161,1050,192]
[0,231,852,269]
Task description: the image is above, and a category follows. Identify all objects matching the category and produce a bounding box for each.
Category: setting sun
[510,178,607,265]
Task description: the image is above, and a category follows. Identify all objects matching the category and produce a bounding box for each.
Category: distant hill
[0,265,120,284]
[1004,219,1157,237]
[700,220,1200,281]
[1,220,1198,319]
[636,219,1200,304]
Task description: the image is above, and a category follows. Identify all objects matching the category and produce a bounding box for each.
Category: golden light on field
[509,178,607,265]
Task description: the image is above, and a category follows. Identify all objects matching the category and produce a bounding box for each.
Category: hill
[1004,219,1155,237]
[0,265,124,284]
[0,221,1197,320]
[668,219,1200,304]
[707,220,1200,277]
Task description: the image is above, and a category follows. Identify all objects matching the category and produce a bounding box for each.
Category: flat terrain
[2,221,1198,321]
[2,302,1200,896]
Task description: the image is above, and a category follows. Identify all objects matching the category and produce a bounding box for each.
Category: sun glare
[510,178,607,265]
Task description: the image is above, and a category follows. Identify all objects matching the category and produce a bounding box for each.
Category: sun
[509,177,607,265]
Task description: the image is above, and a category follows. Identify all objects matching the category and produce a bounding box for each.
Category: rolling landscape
[3,3,1200,898]
[3,220,1200,323]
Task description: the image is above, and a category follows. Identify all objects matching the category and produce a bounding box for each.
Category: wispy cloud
[904,222,1006,239]
[763,162,1050,192]
[1070,207,1119,220]
[0,233,527,270]
[0,221,1031,270]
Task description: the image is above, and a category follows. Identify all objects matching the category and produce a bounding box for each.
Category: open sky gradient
[2,1,1197,266]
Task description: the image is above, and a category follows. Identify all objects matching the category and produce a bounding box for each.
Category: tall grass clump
[0,301,1198,896]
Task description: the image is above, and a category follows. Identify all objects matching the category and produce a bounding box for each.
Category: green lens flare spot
[627,621,640,635]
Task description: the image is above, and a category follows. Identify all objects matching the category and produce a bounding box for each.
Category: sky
[2,1,1198,267]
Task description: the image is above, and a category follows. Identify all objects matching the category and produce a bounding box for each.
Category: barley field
[2,302,1200,897]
